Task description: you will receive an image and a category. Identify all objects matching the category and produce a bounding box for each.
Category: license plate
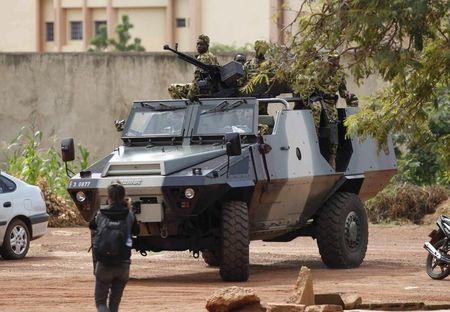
[136,203,163,222]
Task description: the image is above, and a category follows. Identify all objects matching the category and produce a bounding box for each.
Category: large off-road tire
[1,219,30,260]
[219,201,250,282]
[316,192,368,268]
[202,250,220,267]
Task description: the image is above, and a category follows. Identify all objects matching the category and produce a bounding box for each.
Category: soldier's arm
[339,78,359,107]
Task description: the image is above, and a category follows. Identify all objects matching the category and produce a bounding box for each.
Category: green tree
[245,0,449,173]
[90,15,145,52]
[394,86,450,185]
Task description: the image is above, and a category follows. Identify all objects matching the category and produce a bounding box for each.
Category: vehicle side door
[0,175,17,243]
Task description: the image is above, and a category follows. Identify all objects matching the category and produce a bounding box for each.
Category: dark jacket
[89,203,140,263]
[89,203,139,234]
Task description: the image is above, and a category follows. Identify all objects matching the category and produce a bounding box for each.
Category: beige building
[0,0,299,52]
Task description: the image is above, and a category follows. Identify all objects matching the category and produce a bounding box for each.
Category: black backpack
[93,210,133,264]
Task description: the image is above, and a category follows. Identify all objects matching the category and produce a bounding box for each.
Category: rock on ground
[268,303,306,311]
[305,305,342,312]
[206,286,261,312]
[288,266,315,306]
[314,294,344,308]
[340,294,362,310]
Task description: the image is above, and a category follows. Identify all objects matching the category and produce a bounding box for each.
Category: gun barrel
[163,44,218,75]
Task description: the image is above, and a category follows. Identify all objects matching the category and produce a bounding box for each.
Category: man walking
[90,183,139,312]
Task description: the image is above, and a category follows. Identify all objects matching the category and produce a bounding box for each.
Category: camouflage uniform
[167,34,218,100]
[168,83,192,99]
[244,40,269,115]
[310,54,359,169]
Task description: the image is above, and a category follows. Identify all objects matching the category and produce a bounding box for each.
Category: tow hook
[193,251,200,259]
[160,223,169,239]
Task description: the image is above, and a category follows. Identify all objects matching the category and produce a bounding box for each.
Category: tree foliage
[90,15,145,52]
[394,86,450,185]
[245,0,449,175]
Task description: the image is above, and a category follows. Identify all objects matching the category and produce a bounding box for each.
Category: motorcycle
[424,215,450,279]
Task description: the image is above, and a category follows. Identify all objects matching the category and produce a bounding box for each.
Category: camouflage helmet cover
[327,52,340,61]
[254,40,269,55]
[197,34,210,46]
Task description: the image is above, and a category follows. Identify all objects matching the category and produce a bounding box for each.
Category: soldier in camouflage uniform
[310,53,359,170]
[168,34,219,100]
[244,40,270,115]
[194,34,219,79]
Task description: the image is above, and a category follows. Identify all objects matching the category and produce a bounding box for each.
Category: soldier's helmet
[197,34,211,47]
[234,54,247,64]
[254,40,269,56]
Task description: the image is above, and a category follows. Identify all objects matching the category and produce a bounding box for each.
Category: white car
[0,171,48,259]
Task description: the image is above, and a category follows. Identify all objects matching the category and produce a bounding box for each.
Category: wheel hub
[345,211,361,250]
[10,225,27,255]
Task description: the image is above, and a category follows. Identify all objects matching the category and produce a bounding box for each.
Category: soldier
[312,53,359,170]
[244,40,270,114]
[194,34,219,80]
[168,34,218,100]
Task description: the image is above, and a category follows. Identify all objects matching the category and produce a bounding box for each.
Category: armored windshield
[194,100,256,135]
[123,108,186,137]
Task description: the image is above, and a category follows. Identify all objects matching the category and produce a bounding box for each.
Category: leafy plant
[2,128,91,198]
[90,15,145,52]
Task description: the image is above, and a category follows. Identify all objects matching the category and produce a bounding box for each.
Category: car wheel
[316,192,368,268]
[219,201,249,282]
[1,219,30,260]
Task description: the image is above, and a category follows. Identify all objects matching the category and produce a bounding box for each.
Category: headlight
[76,191,87,202]
[184,188,195,199]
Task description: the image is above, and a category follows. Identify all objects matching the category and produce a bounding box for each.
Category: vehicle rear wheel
[202,250,220,267]
[316,192,368,268]
[219,201,249,282]
[1,219,30,260]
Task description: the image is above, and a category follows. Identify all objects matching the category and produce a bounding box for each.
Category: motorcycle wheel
[426,239,450,280]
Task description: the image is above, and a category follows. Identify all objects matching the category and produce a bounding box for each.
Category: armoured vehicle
[61,47,396,282]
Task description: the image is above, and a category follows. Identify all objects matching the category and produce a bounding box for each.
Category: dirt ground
[0,224,448,311]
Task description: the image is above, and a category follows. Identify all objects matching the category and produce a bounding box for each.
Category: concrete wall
[0,52,219,161]
[0,52,383,163]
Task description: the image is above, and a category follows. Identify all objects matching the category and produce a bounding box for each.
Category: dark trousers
[94,261,130,312]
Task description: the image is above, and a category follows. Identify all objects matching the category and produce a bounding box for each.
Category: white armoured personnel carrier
[61,97,396,281]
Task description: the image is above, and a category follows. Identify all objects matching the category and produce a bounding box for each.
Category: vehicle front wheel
[1,219,30,260]
[316,192,368,268]
[219,201,249,282]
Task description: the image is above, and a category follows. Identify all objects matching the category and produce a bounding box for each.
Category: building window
[95,21,107,36]
[70,21,83,40]
[176,18,186,28]
[46,22,54,42]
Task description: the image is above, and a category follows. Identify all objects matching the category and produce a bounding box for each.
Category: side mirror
[224,133,241,156]
[61,138,75,162]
